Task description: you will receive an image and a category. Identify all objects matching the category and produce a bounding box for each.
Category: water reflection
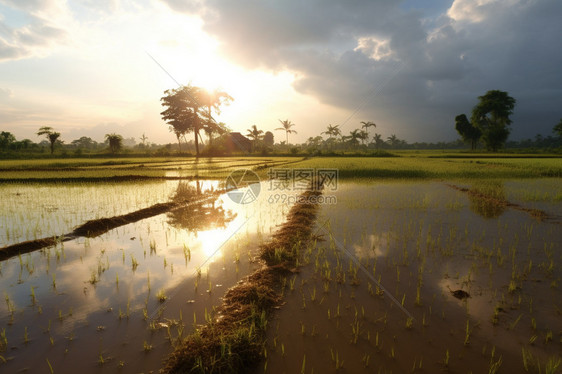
[467,181,507,218]
[0,180,291,374]
[166,181,237,232]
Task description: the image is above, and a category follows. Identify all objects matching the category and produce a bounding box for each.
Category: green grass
[1,155,561,182]
[290,157,562,179]
[0,157,299,181]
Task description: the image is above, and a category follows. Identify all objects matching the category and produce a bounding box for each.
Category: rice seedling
[143,341,153,352]
[464,320,471,345]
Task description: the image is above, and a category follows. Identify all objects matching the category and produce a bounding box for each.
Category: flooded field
[0,180,296,373]
[1,174,561,373]
[259,180,562,373]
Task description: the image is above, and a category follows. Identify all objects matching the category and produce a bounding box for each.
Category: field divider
[0,190,228,261]
[163,178,325,373]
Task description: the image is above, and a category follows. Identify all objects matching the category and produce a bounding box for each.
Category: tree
[105,133,123,154]
[358,129,369,145]
[360,121,376,140]
[139,133,148,147]
[37,126,61,154]
[322,124,341,139]
[372,133,385,149]
[263,131,274,147]
[554,119,562,138]
[71,136,97,150]
[161,85,229,156]
[471,90,516,151]
[343,129,362,147]
[306,136,323,149]
[0,131,16,150]
[199,89,233,145]
[387,134,399,148]
[455,114,481,150]
[276,119,297,144]
[246,125,264,152]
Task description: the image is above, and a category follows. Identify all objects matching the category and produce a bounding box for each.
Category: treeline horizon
[1,128,561,159]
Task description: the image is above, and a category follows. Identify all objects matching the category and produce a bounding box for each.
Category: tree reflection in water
[167,181,237,232]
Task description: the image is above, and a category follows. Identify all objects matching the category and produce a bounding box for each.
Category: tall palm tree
[276,119,297,144]
[37,126,61,154]
[360,121,376,140]
[246,125,264,152]
[139,133,148,146]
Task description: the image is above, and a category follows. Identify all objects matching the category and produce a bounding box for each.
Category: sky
[1,0,561,145]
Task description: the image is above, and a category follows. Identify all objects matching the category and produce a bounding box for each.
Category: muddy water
[259,180,562,373]
[0,180,296,373]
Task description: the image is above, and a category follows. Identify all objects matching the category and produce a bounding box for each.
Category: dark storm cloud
[162,0,562,140]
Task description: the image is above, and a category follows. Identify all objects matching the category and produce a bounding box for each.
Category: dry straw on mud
[164,181,324,374]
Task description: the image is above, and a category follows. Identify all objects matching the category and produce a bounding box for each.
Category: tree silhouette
[276,119,297,144]
[246,125,264,152]
[471,90,516,151]
[139,133,148,147]
[161,85,231,156]
[0,131,16,150]
[199,89,233,145]
[37,126,61,154]
[105,133,123,154]
[372,133,385,149]
[358,129,369,145]
[322,124,341,139]
[360,121,376,140]
[387,134,399,148]
[343,129,362,147]
[455,114,481,150]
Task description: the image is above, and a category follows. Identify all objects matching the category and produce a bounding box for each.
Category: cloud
[0,0,69,61]
[161,0,562,140]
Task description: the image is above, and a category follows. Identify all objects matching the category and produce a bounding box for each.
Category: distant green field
[0,157,301,181]
[290,157,562,179]
[1,155,561,181]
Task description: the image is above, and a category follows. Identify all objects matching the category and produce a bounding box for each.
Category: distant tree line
[2,87,561,158]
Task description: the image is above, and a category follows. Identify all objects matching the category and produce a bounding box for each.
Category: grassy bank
[164,185,323,373]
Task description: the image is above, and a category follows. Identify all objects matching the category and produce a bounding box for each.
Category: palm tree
[322,124,341,139]
[358,130,369,145]
[372,133,385,149]
[139,133,148,147]
[387,134,399,148]
[37,126,61,154]
[105,133,123,154]
[246,125,264,152]
[276,119,297,144]
[343,129,362,148]
[360,121,376,140]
